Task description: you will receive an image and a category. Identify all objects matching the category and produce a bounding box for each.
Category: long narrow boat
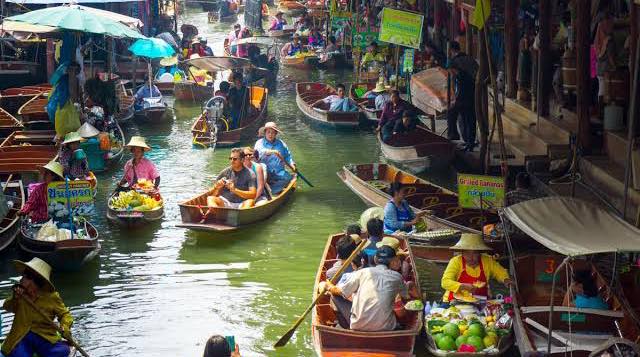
[296,82,361,129]
[155,81,175,95]
[0,179,24,253]
[0,144,58,174]
[0,130,56,147]
[17,93,53,130]
[277,0,305,16]
[177,176,296,231]
[378,125,455,173]
[312,233,423,356]
[349,82,380,123]
[85,121,125,172]
[0,107,24,138]
[19,219,100,271]
[192,86,268,148]
[208,9,239,22]
[106,190,165,227]
[174,81,214,102]
[0,87,42,116]
[337,163,502,263]
[282,55,320,70]
[134,98,171,124]
[267,29,296,40]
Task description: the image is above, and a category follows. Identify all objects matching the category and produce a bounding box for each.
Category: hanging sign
[378,8,424,49]
[403,48,415,73]
[47,180,96,218]
[457,173,505,209]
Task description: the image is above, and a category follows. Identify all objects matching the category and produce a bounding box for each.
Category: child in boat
[2,258,74,357]
[563,269,609,309]
[58,132,90,180]
[17,161,64,224]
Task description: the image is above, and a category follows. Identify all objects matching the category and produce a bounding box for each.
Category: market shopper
[377,90,408,142]
[17,161,64,223]
[254,122,296,195]
[119,136,160,188]
[446,41,478,151]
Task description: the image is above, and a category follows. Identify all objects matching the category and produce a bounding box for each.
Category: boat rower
[119,136,160,189]
[383,182,427,234]
[269,11,287,31]
[360,41,385,71]
[134,81,161,110]
[254,122,295,195]
[2,258,74,357]
[440,233,512,303]
[280,34,304,57]
[17,161,64,224]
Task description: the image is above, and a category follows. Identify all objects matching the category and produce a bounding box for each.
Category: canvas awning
[503,197,640,256]
[0,20,58,39]
[185,56,268,75]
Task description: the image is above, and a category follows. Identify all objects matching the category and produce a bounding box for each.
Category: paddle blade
[274,327,296,348]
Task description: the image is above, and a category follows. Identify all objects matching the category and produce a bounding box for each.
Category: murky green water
[0,8,454,357]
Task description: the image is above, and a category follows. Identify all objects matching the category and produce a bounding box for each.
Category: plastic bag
[56,228,71,241]
[36,220,59,241]
[55,100,81,138]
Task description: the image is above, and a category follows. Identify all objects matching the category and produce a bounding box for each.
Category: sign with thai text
[457,174,505,209]
[47,180,95,218]
[379,8,424,49]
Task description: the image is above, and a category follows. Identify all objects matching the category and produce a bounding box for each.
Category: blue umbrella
[128,38,175,59]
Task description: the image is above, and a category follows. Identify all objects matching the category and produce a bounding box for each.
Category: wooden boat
[106,190,165,227]
[378,125,455,173]
[337,163,503,262]
[0,87,42,116]
[296,82,361,129]
[312,233,423,356]
[0,130,56,147]
[0,179,24,253]
[0,107,24,138]
[277,0,305,16]
[192,86,268,148]
[134,97,171,124]
[174,81,214,102]
[208,10,238,23]
[17,93,53,130]
[0,143,58,174]
[19,219,100,270]
[267,29,296,39]
[410,68,454,117]
[317,52,349,70]
[177,176,296,231]
[282,54,320,70]
[155,81,175,94]
[349,82,381,123]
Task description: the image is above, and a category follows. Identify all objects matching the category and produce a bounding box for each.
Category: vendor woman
[58,132,89,180]
[17,161,64,224]
[2,257,73,357]
[383,182,426,234]
[119,136,160,188]
[441,233,512,302]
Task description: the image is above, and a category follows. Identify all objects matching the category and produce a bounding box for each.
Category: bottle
[424,301,432,315]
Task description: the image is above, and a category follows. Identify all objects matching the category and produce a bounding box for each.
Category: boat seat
[405,192,458,209]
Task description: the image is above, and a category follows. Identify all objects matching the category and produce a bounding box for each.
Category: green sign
[403,48,414,73]
[379,8,424,49]
[352,31,379,49]
[561,313,586,323]
[457,174,506,209]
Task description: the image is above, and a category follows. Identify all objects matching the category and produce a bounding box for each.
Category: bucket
[603,103,624,131]
[607,70,629,104]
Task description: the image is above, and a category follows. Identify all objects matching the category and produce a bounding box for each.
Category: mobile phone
[225,335,235,352]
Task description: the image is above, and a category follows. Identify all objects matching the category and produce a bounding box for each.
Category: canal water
[0,9,455,357]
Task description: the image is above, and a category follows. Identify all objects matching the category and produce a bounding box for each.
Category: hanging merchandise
[54,100,81,138]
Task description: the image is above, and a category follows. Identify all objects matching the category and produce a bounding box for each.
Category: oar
[19,294,91,357]
[2,174,14,192]
[274,238,367,348]
[270,151,314,187]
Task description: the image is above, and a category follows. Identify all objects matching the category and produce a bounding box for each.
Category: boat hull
[0,180,24,252]
[174,82,213,102]
[134,105,171,124]
[0,88,41,116]
[282,56,320,70]
[377,127,455,174]
[296,82,361,129]
[107,206,164,227]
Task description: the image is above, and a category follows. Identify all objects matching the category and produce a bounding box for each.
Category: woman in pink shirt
[119,136,160,188]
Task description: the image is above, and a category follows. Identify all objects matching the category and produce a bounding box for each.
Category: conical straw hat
[40,160,64,180]
[62,131,84,145]
[77,122,100,138]
[450,233,492,251]
[14,257,55,291]
[126,136,151,151]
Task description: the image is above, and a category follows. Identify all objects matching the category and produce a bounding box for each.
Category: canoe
[337,163,502,263]
[155,81,175,94]
[134,98,171,124]
[19,219,100,271]
[295,82,361,129]
[378,125,455,173]
[0,87,42,116]
[177,175,296,231]
[208,10,238,23]
[317,52,350,70]
[282,55,320,70]
[277,1,305,16]
[174,81,214,102]
[0,139,58,174]
[312,233,423,356]
[106,189,165,227]
[17,93,53,130]
[0,107,24,138]
[0,178,24,253]
[192,86,268,148]
[267,29,296,39]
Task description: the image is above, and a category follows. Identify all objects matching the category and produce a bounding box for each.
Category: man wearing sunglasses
[207,148,257,209]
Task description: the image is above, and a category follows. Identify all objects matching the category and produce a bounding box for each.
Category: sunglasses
[228,156,244,161]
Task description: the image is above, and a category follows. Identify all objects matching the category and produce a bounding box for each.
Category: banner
[457,174,505,209]
[378,8,424,49]
[403,48,414,73]
[47,180,96,218]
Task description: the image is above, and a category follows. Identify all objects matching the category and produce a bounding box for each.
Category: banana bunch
[110,190,162,211]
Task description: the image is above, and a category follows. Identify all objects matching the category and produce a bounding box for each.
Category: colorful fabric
[447,256,488,301]
[1,332,70,357]
[269,18,286,31]
[122,158,159,186]
[19,183,49,223]
[441,254,509,302]
[2,292,73,355]
[254,138,294,195]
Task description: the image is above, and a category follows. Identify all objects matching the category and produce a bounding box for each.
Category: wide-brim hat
[78,122,100,138]
[62,131,84,145]
[40,160,64,180]
[373,81,386,93]
[450,233,492,251]
[14,258,54,292]
[126,136,151,151]
[160,56,178,66]
[258,121,283,136]
[376,236,400,252]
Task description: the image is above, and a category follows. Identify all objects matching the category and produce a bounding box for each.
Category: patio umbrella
[6,4,145,39]
[155,32,179,50]
[128,38,176,97]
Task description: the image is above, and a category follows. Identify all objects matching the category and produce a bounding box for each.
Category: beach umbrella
[128,38,176,96]
[155,32,179,50]
[6,4,145,39]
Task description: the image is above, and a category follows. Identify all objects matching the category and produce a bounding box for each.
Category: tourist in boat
[319,245,418,331]
[17,161,64,223]
[360,41,385,71]
[383,182,426,234]
[269,11,287,31]
[134,81,161,110]
[207,148,257,209]
[155,56,185,82]
[377,90,408,142]
[2,258,73,357]
[200,37,214,57]
[311,84,358,112]
[505,172,538,206]
[393,111,418,136]
[308,28,324,48]
[187,38,207,58]
[447,40,478,151]
[243,147,269,204]
[280,34,305,57]
[440,233,512,303]
[363,82,390,110]
[119,136,160,189]
[58,132,90,180]
[254,121,296,195]
[563,269,608,309]
[363,218,384,266]
[326,234,360,281]
[203,335,241,357]
[294,12,311,32]
[345,223,362,237]
[227,72,250,129]
[215,81,231,100]
[228,24,242,56]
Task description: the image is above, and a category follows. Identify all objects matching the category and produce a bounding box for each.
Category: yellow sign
[457,174,505,209]
[47,180,96,218]
[379,8,424,49]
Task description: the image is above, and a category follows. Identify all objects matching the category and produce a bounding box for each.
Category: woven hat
[126,136,151,151]
[349,234,370,249]
[160,56,178,66]
[258,121,283,136]
[78,122,99,138]
[450,233,492,251]
[14,258,55,291]
[62,131,84,145]
[40,160,64,180]
[372,81,386,93]
[376,236,400,252]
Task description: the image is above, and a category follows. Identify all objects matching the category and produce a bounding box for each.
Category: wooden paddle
[19,294,90,357]
[269,150,314,187]
[2,174,13,193]
[274,238,367,348]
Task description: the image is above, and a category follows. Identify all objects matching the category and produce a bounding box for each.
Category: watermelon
[437,335,457,351]
[443,323,460,339]
[467,335,485,351]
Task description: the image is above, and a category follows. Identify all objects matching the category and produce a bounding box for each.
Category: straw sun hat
[126,136,151,152]
[258,121,283,136]
[62,131,84,145]
[77,122,100,138]
[14,257,55,291]
[372,82,386,93]
[40,160,64,180]
[160,56,178,67]
[450,233,492,251]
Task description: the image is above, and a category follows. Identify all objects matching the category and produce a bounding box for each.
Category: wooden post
[631,3,637,91]
[132,56,138,89]
[395,46,401,89]
[537,0,551,117]
[476,28,489,173]
[575,0,591,152]
[464,10,472,55]
[504,0,518,98]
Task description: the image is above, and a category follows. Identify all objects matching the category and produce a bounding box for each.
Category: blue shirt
[363,235,382,266]
[383,200,415,234]
[321,95,358,112]
[575,294,608,309]
[254,137,294,176]
[135,85,161,102]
